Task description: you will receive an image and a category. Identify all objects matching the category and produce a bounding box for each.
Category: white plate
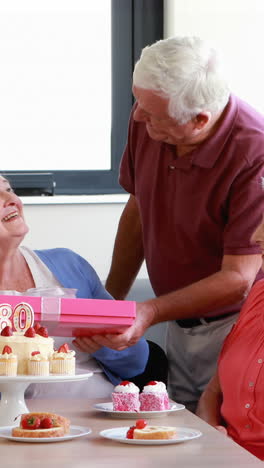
[0,425,92,443]
[93,402,185,419]
[100,426,202,445]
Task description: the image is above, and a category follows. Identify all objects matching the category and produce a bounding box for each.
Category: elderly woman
[0,175,163,398]
[196,216,264,460]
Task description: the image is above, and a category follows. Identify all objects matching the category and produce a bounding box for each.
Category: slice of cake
[12,412,70,438]
[133,425,177,440]
[126,419,176,440]
[139,381,170,411]
[50,343,75,375]
[0,345,18,376]
[112,380,140,411]
[27,351,49,376]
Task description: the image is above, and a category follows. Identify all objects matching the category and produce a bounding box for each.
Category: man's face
[132,86,196,145]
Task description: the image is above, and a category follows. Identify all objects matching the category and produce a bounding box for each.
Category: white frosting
[114,382,139,393]
[29,353,48,361]
[52,350,75,360]
[0,353,17,360]
[142,381,167,393]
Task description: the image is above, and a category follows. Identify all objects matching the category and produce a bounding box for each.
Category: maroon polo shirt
[119,95,264,315]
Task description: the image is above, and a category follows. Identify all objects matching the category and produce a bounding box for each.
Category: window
[2,0,163,195]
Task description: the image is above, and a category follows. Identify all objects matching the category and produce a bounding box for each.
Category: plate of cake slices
[0,425,92,443]
[100,424,202,445]
[94,401,185,419]
[94,380,185,418]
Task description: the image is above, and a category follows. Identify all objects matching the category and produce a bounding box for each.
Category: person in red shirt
[90,36,264,412]
[197,215,264,460]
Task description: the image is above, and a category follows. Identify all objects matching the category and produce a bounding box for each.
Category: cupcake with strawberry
[50,343,75,375]
[0,345,18,376]
[27,350,50,376]
[139,381,170,411]
[112,380,140,411]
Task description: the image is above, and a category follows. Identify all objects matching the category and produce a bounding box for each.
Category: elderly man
[92,36,264,411]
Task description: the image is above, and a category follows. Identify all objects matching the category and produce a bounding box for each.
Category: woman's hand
[215,425,228,436]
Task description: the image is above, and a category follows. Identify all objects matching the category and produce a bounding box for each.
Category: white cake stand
[0,370,93,425]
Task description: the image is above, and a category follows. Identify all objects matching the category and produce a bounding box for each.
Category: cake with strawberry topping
[12,412,70,438]
[50,343,75,375]
[0,324,54,374]
[27,351,50,376]
[139,381,170,411]
[126,419,176,440]
[112,381,140,411]
[0,345,18,376]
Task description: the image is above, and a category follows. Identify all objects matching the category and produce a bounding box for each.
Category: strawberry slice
[21,416,41,430]
[58,343,70,353]
[31,351,40,356]
[119,381,130,386]
[1,326,13,336]
[37,326,49,338]
[24,327,36,338]
[33,322,41,332]
[126,425,136,439]
[40,417,53,429]
[147,381,157,385]
[2,345,12,354]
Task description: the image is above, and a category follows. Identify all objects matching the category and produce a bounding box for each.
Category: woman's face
[251,216,264,269]
[0,176,28,245]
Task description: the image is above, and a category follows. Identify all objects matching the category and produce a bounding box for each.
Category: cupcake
[0,345,18,376]
[139,381,170,411]
[112,381,140,411]
[50,343,75,375]
[27,351,49,376]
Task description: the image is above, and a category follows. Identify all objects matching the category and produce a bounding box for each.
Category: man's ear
[193,112,210,129]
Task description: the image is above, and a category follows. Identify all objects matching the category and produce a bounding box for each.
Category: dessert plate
[93,401,185,419]
[0,425,92,443]
[100,426,202,445]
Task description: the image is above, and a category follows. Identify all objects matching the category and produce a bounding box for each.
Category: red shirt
[119,94,264,315]
[219,280,264,459]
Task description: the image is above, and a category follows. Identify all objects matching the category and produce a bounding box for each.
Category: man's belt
[176,312,235,328]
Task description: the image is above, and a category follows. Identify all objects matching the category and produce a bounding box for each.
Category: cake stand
[0,370,93,425]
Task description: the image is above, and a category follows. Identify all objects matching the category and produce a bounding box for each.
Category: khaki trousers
[166,313,238,412]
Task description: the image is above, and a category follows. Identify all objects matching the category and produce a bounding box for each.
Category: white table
[0,398,262,467]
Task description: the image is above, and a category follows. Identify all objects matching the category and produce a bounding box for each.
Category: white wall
[23,197,149,281]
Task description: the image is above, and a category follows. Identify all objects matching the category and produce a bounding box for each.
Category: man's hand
[72,336,102,353]
[85,301,156,351]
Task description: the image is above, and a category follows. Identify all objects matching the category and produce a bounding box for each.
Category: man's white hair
[133,36,230,124]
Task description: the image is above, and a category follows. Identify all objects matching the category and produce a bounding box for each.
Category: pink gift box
[0,294,136,337]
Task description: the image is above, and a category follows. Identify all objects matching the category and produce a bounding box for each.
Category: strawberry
[126,425,136,439]
[119,381,130,386]
[1,326,13,336]
[33,322,41,332]
[136,419,147,429]
[40,417,53,429]
[24,327,36,338]
[37,326,49,338]
[21,416,41,430]
[2,345,12,354]
[58,343,70,353]
[31,351,40,356]
[147,381,157,385]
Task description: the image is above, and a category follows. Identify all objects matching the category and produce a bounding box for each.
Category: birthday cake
[0,325,54,375]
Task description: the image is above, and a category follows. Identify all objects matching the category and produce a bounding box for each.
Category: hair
[133,36,230,124]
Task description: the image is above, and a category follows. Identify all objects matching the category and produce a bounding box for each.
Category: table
[0,398,262,467]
